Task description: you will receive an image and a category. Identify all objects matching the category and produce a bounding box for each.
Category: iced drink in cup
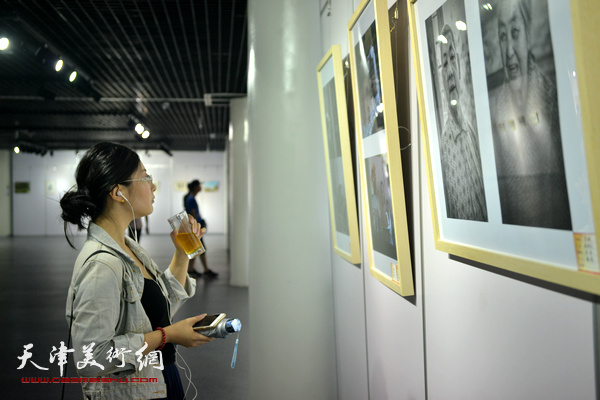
[168,210,205,259]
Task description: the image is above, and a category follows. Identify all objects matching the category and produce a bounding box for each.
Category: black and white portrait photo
[480,0,572,230]
[365,154,396,259]
[355,21,385,139]
[323,78,350,236]
[426,0,488,222]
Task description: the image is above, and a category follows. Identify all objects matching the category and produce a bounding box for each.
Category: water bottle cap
[228,318,242,332]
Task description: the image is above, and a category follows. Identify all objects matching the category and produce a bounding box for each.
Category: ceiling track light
[0,37,9,50]
[6,23,100,100]
[135,123,144,134]
[16,140,48,156]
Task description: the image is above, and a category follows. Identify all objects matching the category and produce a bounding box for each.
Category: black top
[141,278,176,365]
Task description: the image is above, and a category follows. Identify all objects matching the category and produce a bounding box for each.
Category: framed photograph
[14,182,30,194]
[45,181,56,196]
[408,0,600,294]
[317,45,361,264]
[174,181,187,192]
[203,181,220,192]
[348,0,414,296]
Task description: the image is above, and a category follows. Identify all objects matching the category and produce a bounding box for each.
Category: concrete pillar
[247,0,337,398]
[229,97,250,287]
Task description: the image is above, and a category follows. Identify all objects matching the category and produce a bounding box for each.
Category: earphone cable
[121,195,138,243]
[175,348,198,400]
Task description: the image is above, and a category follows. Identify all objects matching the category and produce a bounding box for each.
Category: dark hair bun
[59,187,96,231]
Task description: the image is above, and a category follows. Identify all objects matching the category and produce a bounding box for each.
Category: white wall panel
[0,150,12,236]
[171,151,226,234]
[13,153,45,236]
[421,146,596,400]
[12,149,226,236]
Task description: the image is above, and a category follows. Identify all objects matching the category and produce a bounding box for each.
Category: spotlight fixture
[14,146,20,154]
[10,19,100,100]
[0,37,9,50]
[128,114,151,139]
[55,59,63,71]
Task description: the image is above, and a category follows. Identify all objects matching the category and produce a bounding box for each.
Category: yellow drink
[176,232,205,258]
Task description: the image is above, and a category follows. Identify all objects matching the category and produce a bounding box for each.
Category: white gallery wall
[317,0,597,399]
[0,150,12,236]
[11,149,227,236]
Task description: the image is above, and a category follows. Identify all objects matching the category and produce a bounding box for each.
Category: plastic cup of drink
[167,211,205,259]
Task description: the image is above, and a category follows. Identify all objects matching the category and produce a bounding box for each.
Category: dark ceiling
[0,0,248,154]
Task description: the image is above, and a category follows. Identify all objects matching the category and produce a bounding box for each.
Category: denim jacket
[65,223,196,400]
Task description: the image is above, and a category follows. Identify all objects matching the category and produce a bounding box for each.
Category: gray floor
[0,233,249,400]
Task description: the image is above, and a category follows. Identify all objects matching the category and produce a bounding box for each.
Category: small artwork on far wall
[14,182,30,194]
[174,181,187,192]
[203,181,219,192]
[46,181,56,195]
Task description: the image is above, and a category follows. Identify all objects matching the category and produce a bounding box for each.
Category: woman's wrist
[172,250,188,268]
[156,327,167,350]
[163,325,176,345]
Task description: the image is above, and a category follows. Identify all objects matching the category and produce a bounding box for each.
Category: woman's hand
[169,214,206,253]
[164,314,214,348]
[189,215,206,240]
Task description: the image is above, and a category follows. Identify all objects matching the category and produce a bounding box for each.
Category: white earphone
[117,190,129,202]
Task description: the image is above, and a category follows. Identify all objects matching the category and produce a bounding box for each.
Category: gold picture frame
[408,0,600,294]
[317,45,361,264]
[348,0,414,296]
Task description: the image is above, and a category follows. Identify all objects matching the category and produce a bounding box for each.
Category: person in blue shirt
[184,180,218,277]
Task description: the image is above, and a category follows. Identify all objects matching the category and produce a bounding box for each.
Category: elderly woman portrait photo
[480,0,572,230]
[426,0,488,222]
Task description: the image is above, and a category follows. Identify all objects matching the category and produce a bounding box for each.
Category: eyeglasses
[122,175,153,185]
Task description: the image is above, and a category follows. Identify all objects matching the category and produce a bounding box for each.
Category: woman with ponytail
[60,142,212,400]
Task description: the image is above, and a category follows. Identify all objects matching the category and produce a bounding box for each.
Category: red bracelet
[156,327,167,350]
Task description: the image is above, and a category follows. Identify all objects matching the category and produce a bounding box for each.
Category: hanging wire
[399,126,411,151]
